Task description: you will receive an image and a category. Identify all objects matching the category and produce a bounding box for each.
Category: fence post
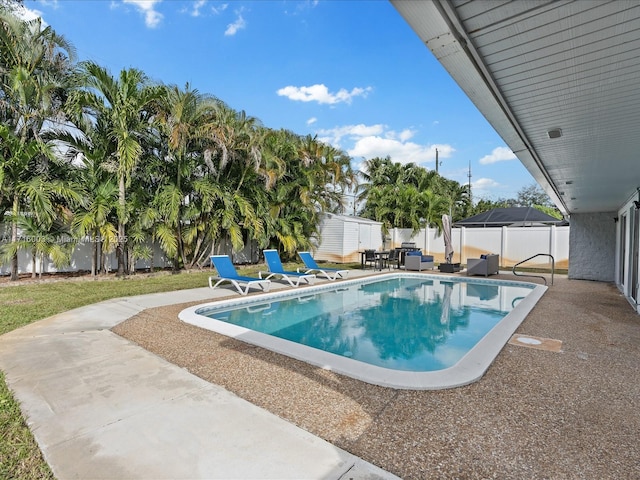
[501,226,507,268]
[549,224,556,267]
[425,226,429,254]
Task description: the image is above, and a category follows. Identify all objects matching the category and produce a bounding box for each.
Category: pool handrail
[512,253,554,286]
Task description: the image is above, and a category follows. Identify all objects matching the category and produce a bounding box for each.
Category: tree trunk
[116,175,127,276]
[97,239,104,274]
[128,244,135,275]
[101,249,109,275]
[10,194,19,281]
[91,235,97,276]
[31,250,37,279]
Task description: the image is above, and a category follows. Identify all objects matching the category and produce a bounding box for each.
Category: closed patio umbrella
[442,214,454,264]
[440,281,453,326]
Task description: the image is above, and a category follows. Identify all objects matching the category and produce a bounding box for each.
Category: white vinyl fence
[0,234,258,276]
[0,224,569,276]
[388,225,569,270]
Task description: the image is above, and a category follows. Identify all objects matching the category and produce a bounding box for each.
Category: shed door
[358,224,372,250]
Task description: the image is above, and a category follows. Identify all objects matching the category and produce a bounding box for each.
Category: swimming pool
[179,273,547,389]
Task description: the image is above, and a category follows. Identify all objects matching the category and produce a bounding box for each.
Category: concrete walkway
[0,273,399,480]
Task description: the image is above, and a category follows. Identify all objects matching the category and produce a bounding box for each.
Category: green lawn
[0,263,357,478]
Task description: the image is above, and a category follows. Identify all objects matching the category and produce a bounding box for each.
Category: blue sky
[23,0,537,201]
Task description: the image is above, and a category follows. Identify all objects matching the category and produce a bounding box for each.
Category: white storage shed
[314,214,383,264]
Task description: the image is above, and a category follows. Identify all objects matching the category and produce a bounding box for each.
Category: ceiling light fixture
[547,128,562,139]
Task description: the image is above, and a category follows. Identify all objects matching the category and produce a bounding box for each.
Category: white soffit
[391,0,640,215]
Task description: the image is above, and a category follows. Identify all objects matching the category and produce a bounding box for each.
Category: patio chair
[297,251,349,281]
[466,253,499,277]
[209,255,271,296]
[387,249,400,269]
[260,249,316,287]
[363,249,379,269]
[404,252,434,271]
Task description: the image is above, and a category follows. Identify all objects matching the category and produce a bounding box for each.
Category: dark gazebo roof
[454,207,568,228]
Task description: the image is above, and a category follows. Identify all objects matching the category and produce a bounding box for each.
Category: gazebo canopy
[454,207,567,228]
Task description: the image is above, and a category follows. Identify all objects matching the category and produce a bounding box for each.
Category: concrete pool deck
[0,269,398,480]
[2,268,640,478]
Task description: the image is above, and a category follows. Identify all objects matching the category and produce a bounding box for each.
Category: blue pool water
[193,276,535,373]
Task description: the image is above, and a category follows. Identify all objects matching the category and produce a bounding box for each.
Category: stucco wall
[569,212,616,281]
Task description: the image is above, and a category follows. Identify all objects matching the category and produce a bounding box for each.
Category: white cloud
[190,0,206,17]
[211,3,228,15]
[225,13,246,35]
[471,177,502,198]
[349,136,432,164]
[479,146,516,165]
[316,124,384,146]
[398,129,415,142]
[34,0,58,8]
[473,178,501,189]
[277,84,373,105]
[7,3,44,22]
[349,138,455,167]
[316,124,454,167]
[284,0,319,16]
[306,117,317,126]
[123,0,163,28]
[183,1,226,17]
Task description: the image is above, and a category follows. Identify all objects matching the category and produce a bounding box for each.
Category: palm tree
[14,212,74,278]
[262,133,355,257]
[56,109,121,276]
[0,9,76,279]
[153,83,226,268]
[68,61,164,275]
[356,157,456,233]
[417,189,449,231]
[200,104,270,260]
[0,138,82,278]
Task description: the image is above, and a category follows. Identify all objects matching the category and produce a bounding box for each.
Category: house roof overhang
[391,0,640,216]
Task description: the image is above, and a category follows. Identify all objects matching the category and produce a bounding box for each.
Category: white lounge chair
[297,251,349,281]
[260,250,315,287]
[209,255,271,295]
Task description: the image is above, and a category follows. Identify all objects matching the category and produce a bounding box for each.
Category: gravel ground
[113,275,640,480]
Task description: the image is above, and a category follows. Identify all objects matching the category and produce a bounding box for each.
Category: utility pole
[435,148,439,173]
[467,160,472,205]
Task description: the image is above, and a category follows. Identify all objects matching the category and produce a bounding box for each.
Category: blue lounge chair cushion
[209,255,270,296]
[297,251,348,281]
[261,250,315,287]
